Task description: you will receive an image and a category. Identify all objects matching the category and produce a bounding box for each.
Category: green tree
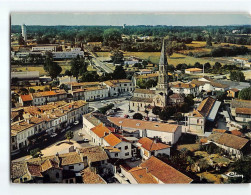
[29,88,35,93]
[214,62,222,69]
[230,157,251,183]
[103,28,122,48]
[152,106,161,116]
[65,131,74,143]
[81,71,99,82]
[113,65,126,79]
[133,113,143,120]
[44,52,62,79]
[65,69,72,76]
[110,50,124,64]
[173,112,183,122]
[30,148,42,158]
[70,55,86,79]
[238,87,251,100]
[206,34,212,47]
[230,70,245,82]
[44,87,50,91]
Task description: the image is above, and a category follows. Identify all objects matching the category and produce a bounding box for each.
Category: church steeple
[156,39,169,94]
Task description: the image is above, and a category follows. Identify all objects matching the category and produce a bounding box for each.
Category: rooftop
[133,88,156,94]
[104,133,122,147]
[91,124,110,138]
[140,156,193,184]
[108,117,179,133]
[138,137,170,151]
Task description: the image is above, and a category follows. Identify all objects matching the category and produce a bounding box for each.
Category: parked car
[129,110,134,113]
[83,138,89,142]
[124,114,129,118]
[73,121,79,125]
[50,133,57,138]
[152,117,157,121]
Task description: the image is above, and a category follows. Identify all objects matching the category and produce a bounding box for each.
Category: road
[11,123,91,162]
[85,47,113,74]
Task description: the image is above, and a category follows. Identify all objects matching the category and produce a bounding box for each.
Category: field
[11,64,96,76]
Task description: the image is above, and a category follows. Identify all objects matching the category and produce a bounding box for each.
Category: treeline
[11,25,251,46]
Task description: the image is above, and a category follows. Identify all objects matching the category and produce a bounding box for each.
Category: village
[10,22,251,184]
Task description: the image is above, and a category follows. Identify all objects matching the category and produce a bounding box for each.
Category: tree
[113,65,126,79]
[173,112,183,122]
[152,106,161,116]
[204,62,211,70]
[206,34,212,47]
[230,157,251,183]
[65,131,74,143]
[103,28,122,48]
[214,62,222,69]
[29,88,35,93]
[238,87,251,100]
[44,53,62,79]
[81,71,99,82]
[159,106,175,121]
[30,148,42,158]
[133,113,143,120]
[230,70,245,82]
[70,55,86,79]
[65,69,72,76]
[110,50,124,64]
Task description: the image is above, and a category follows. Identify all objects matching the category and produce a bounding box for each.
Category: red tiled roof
[20,94,33,102]
[140,156,193,184]
[231,130,243,137]
[104,133,122,147]
[235,107,251,115]
[212,129,227,134]
[129,167,158,184]
[138,137,170,151]
[91,124,110,138]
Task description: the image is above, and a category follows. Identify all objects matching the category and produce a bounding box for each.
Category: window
[125,152,129,156]
[70,179,74,183]
[125,146,128,150]
[118,147,121,150]
[115,153,118,157]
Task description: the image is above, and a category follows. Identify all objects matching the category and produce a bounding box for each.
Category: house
[227,88,239,98]
[185,68,203,74]
[137,137,170,160]
[19,94,33,107]
[103,133,132,159]
[170,83,198,96]
[187,96,221,135]
[52,48,84,59]
[31,44,58,52]
[132,72,159,86]
[191,77,229,93]
[59,76,77,85]
[119,156,193,184]
[168,93,185,105]
[11,152,84,183]
[234,107,251,122]
[80,168,106,184]
[108,117,182,145]
[32,90,67,106]
[137,69,153,75]
[82,86,109,101]
[230,99,251,122]
[207,133,250,159]
[90,124,110,146]
[103,79,134,97]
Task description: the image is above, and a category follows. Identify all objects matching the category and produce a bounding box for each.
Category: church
[129,41,170,112]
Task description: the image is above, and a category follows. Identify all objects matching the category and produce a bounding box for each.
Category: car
[78,132,84,137]
[124,114,129,118]
[50,133,57,138]
[73,121,79,125]
[83,138,89,142]
[152,117,157,121]
[128,110,134,113]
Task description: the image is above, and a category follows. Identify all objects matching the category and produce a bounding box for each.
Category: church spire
[159,40,168,66]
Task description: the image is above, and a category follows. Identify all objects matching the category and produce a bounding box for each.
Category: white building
[52,48,84,59]
[137,137,170,160]
[103,79,134,97]
[170,82,199,96]
[108,117,182,145]
[103,133,132,159]
[32,45,57,52]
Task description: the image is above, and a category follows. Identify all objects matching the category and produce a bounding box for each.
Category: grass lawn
[11,65,71,76]
[177,143,200,152]
[96,52,110,57]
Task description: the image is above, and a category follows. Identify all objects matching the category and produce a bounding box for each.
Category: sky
[11,13,251,26]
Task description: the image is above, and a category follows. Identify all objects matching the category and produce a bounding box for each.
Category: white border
[1,0,251,195]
